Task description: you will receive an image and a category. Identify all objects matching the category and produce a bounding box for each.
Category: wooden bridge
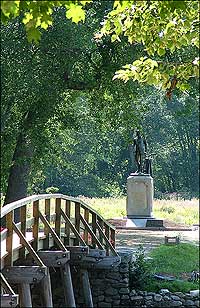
[1,194,120,307]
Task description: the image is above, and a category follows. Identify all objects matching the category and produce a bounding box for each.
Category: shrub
[46,186,59,194]
[129,245,150,290]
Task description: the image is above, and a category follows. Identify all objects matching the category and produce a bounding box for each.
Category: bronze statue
[133,130,147,173]
[144,156,153,176]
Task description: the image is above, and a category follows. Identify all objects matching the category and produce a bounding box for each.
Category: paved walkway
[115,229,199,254]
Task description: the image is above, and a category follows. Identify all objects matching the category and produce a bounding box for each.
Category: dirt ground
[115,229,199,254]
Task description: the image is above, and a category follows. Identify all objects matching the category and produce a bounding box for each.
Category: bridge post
[20,283,32,307]
[61,263,76,308]
[80,269,93,308]
[40,268,53,308]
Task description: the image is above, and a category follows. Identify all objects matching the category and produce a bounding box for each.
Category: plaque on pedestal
[126,173,163,228]
[126,173,153,217]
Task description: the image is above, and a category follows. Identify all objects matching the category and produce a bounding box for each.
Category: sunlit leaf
[66,4,85,23]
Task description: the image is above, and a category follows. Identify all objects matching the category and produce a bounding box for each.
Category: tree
[28,80,199,199]
[1,1,144,207]
[141,80,199,197]
[1,0,199,210]
[2,1,199,94]
[1,0,91,42]
[98,0,199,96]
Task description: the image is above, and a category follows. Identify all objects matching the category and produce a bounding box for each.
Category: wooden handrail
[12,223,44,266]
[1,194,117,266]
[96,222,118,256]
[1,194,115,230]
[60,209,87,246]
[39,211,66,251]
[80,214,104,250]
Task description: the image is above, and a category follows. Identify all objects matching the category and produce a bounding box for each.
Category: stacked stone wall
[73,252,199,308]
[33,251,199,307]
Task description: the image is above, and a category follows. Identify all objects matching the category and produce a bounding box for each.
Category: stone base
[126,216,163,228]
[126,174,153,217]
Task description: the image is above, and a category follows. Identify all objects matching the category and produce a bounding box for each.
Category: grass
[153,199,199,226]
[80,197,127,219]
[145,279,199,293]
[149,243,199,275]
[79,196,199,226]
[145,243,199,292]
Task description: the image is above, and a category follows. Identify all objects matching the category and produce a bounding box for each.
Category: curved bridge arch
[1,194,120,307]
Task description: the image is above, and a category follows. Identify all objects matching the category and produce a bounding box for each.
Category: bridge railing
[1,194,117,267]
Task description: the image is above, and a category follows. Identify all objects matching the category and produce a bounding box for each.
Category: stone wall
[33,251,199,307]
[73,251,199,308]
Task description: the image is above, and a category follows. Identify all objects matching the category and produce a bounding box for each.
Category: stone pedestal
[126,173,163,228]
[126,174,153,217]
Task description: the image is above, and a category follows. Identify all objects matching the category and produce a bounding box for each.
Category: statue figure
[144,156,153,177]
[133,130,147,173]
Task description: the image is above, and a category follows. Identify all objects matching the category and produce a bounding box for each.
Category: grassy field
[145,243,199,292]
[80,197,199,226]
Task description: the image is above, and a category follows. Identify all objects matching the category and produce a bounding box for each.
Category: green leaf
[22,13,33,25]
[157,48,166,56]
[26,27,41,43]
[114,18,122,35]
[111,34,118,42]
[165,20,175,32]
[66,4,85,23]
[40,21,50,30]
[179,83,190,91]
[179,36,188,46]
[1,1,19,17]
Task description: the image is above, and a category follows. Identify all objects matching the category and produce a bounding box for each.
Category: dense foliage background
[1,0,199,203]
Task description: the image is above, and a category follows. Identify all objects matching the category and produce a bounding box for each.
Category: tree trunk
[3,132,33,222]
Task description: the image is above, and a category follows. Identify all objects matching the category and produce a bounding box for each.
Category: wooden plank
[80,269,93,307]
[74,202,80,246]
[64,200,71,245]
[55,198,61,238]
[0,294,18,307]
[60,209,86,246]
[110,228,115,248]
[80,255,121,270]
[164,236,180,245]
[40,268,53,308]
[12,223,44,266]
[44,199,50,249]
[83,209,89,244]
[61,263,76,308]
[65,246,89,254]
[91,213,97,248]
[20,283,32,307]
[98,219,104,244]
[39,211,66,251]
[5,212,13,266]
[32,200,39,251]
[65,246,89,263]
[80,214,104,250]
[2,266,46,284]
[19,205,26,260]
[105,224,110,256]
[37,251,70,267]
[88,249,106,258]
[1,273,15,294]
[96,222,118,256]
